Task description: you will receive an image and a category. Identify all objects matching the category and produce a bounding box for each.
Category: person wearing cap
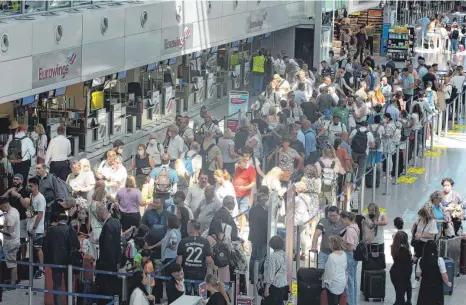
[0,196,21,286]
[199,112,222,141]
[3,173,30,262]
[146,134,162,166]
[45,125,71,181]
[179,116,194,152]
[166,125,184,166]
[6,124,35,188]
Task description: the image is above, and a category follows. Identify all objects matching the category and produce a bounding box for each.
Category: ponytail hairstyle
[214,169,230,181]
[205,274,230,305]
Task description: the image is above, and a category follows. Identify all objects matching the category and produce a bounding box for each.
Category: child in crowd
[132,237,147,272]
[141,249,155,293]
[166,263,185,304]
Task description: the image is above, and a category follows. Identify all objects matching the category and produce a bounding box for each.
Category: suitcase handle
[309,249,319,268]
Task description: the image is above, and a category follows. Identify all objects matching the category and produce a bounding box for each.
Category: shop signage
[228,90,249,114]
[164,27,192,49]
[32,47,82,89]
[247,9,267,32]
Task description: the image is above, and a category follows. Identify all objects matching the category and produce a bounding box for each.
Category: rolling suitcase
[365,167,380,188]
[438,236,461,277]
[461,238,466,275]
[363,269,386,302]
[320,290,347,305]
[297,267,324,305]
[443,257,455,295]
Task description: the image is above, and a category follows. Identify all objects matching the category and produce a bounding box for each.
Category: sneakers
[34,269,44,279]
[412,280,419,289]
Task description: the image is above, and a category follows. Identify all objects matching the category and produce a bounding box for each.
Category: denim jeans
[252,74,264,96]
[185,281,200,296]
[345,250,358,305]
[249,242,268,281]
[450,39,459,54]
[317,251,330,269]
[52,269,68,305]
[237,196,250,215]
[352,151,367,186]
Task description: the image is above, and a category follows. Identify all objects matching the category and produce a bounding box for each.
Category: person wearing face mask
[66,159,96,199]
[440,178,464,234]
[127,144,155,189]
[146,134,162,166]
[101,140,124,164]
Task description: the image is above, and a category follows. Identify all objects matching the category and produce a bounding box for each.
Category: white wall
[0,0,306,103]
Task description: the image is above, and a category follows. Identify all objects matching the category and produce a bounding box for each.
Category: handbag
[410,222,426,248]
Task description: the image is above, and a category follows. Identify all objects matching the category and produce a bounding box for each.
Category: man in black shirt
[214,195,239,241]
[177,220,213,296]
[100,139,124,164]
[248,191,269,282]
[422,65,439,91]
[3,173,30,261]
[301,100,320,123]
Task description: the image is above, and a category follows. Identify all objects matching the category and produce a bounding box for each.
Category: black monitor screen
[231,41,239,47]
[48,90,55,98]
[147,63,157,71]
[117,70,127,80]
[247,37,254,43]
[22,95,35,106]
[211,46,218,53]
[55,87,67,97]
[264,32,271,38]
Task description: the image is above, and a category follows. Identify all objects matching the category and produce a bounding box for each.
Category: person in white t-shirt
[166,125,184,165]
[319,113,347,147]
[0,197,21,284]
[26,177,47,279]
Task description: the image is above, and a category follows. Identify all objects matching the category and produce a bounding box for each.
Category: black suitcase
[365,245,386,270]
[297,267,324,305]
[365,167,380,188]
[363,269,386,302]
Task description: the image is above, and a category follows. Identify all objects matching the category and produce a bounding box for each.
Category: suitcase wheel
[449,291,453,296]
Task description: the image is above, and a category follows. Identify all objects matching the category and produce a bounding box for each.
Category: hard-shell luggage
[320,290,347,305]
[363,269,386,302]
[297,267,325,305]
[44,267,77,305]
[443,257,455,295]
[365,167,380,188]
[460,238,466,274]
[438,237,461,277]
[365,244,386,270]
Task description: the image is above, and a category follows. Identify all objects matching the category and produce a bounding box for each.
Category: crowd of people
[0,23,465,305]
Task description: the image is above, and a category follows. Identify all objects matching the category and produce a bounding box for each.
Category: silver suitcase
[438,237,461,276]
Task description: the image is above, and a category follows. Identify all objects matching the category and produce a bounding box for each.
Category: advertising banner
[164,86,175,115]
[228,90,249,114]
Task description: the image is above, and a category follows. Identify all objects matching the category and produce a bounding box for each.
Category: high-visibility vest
[252,55,265,73]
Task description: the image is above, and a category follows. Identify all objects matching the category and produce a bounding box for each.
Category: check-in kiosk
[107,71,128,142]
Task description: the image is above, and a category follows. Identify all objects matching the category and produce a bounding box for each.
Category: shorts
[4,241,21,268]
[20,219,28,239]
[33,233,45,248]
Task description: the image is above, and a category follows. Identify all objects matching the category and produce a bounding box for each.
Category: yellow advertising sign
[397,176,417,184]
[424,151,442,157]
[91,91,104,111]
[363,208,387,214]
[291,281,297,296]
[407,167,426,175]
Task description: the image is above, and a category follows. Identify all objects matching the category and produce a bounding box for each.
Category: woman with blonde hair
[205,274,230,305]
[89,181,112,256]
[127,144,155,188]
[214,169,238,217]
[262,167,285,194]
[174,159,190,195]
[116,175,144,231]
[34,123,47,164]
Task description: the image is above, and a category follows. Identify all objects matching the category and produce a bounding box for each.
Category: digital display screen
[22,95,36,106]
[211,46,218,53]
[192,51,200,58]
[147,63,157,71]
[48,90,55,98]
[247,37,254,43]
[117,70,127,80]
[231,41,239,47]
[264,32,271,38]
[55,87,67,97]
[92,77,105,87]
[168,57,177,65]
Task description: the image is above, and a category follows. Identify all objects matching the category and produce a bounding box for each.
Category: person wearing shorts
[0,197,21,286]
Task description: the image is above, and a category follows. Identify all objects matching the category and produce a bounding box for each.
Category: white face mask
[138,150,144,156]
[117,148,123,154]
[426,87,432,91]
[149,139,156,145]
[444,185,452,193]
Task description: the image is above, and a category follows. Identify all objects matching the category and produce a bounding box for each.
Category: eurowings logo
[68,52,77,65]
[38,52,77,81]
[164,27,192,49]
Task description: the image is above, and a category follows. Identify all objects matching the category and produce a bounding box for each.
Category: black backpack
[351,128,368,153]
[451,29,459,40]
[212,234,230,268]
[8,136,26,162]
[201,143,216,172]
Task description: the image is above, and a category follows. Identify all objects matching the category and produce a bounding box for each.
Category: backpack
[155,167,172,193]
[8,136,26,163]
[400,119,411,141]
[276,59,286,75]
[350,35,355,45]
[212,234,230,268]
[451,29,459,40]
[351,128,368,153]
[200,143,216,172]
[370,125,382,150]
[253,99,265,119]
[369,73,375,91]
[53,174,72,201]
[183,152,198,176]
[230,241,248,272]
[426,91,435,112]
[319,161,336,190]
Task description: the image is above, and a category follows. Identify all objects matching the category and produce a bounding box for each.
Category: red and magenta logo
[38,52,77,81]
[164,27,192,49]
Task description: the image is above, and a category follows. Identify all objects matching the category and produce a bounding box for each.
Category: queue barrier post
[393,144,400,185]
[295,225,301,272]
[383,154,390,196]
[437,111,442,137]
[28,286,33,305]
[360,168,366,214]
[453,91,457,126]
[253,261,259,304]
[114,295,120,305]
[463,92,466,119]
[445,103,450,136]
[371,164,376,203]
[413,129,419,167]
[422,122,427,157]
[28,237,33,288]
[67,265,73,305]
[121,275,128,304]
[430,116,434,149]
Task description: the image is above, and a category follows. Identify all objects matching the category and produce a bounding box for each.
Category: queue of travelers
[0,37,464,305]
